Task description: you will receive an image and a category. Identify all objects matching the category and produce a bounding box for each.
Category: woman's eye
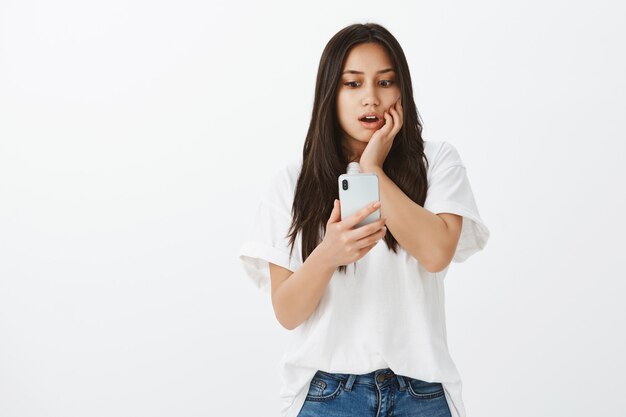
[343,80,394,88]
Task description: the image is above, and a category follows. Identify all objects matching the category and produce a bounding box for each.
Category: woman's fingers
[346,217,387,243]
[359,239,381,256]
[388,101,403,136]
[382,110,393,135]
[327,199,341,225]
[355,225,387,249]
[322,199,387,266]
[342,201,381,230]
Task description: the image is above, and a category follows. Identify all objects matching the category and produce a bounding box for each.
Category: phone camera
[342,179,348,190]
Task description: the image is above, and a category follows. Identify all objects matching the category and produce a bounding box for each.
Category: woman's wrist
[310,242,339,272]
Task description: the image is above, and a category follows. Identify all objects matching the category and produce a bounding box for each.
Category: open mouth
[359,115,384,129]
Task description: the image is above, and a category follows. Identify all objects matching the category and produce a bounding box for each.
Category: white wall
[1,0,624,416]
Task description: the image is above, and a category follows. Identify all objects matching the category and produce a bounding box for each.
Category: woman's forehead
[342,43,394,74]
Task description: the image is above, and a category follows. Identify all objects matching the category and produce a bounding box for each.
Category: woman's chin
[351,131,373,142]
[343,130,373,144]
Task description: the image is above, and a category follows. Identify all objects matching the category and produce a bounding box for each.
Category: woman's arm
[269,246,336,331]
[270,200,385,330]
[370,166,462,273]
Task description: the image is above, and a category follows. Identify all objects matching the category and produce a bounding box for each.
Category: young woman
[239,23,490,417]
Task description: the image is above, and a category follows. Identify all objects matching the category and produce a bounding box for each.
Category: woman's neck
[342,137,366,163]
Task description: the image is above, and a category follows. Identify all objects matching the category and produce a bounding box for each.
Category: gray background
[1,0,624,416]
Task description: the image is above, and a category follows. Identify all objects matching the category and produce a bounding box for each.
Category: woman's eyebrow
[341,68,396,75]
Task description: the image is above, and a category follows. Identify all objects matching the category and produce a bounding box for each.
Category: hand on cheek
[382,98,402,136]
[359,98,403,172]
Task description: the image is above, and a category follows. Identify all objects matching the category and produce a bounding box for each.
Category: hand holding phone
[318,199,387,268]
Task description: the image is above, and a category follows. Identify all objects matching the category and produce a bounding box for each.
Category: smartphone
[338,170,380,229]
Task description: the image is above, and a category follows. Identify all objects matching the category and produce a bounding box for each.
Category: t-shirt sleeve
[423,142,490,263]
[238,168,303,294]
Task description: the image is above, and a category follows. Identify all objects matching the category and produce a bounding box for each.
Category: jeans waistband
[315,368,408,392]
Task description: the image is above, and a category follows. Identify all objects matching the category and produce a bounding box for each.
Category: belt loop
[396,375,407,391]
[344,374,357,391]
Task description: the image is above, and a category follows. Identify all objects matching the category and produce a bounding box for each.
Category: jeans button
[377,373,393,383]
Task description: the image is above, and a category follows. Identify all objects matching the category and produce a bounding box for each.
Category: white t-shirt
[238,140,490,417]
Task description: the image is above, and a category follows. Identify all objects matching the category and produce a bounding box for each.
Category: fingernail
[373,201,381,208]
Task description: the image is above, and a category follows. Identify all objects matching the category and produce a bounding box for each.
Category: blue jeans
[297,368,452,417]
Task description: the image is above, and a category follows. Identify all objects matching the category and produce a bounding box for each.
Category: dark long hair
[287,23,429,274]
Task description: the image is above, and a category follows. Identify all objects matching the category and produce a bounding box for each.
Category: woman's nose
[361,83,379,107]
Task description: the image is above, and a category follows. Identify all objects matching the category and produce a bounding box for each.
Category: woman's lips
[359,118,385,130]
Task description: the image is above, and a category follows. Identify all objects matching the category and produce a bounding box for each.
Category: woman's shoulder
[269,157,302,190]
[260,157,302,214]
[423,140,464,177]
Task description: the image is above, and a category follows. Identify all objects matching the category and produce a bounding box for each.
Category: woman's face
[336,42,401,157]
